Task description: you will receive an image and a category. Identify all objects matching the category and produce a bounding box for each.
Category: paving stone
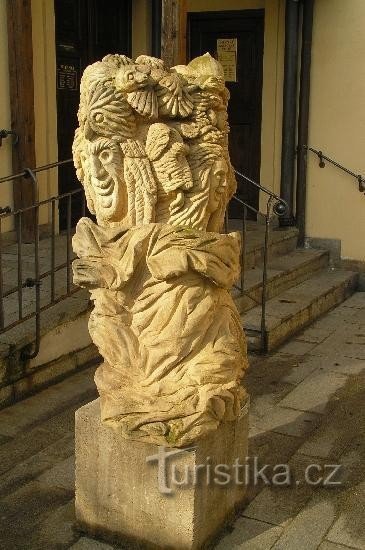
[297,421,349,460]
[70,536,117,549]
[312,330,365,360]
[0,480,72,550]
[295,326,334,344]
[321,355,365,376]
[37,455,75,492]
[242,453,323,527]
[340,293,365,309]
[0,366,96,437]
[0,433,74,499]
[271,495,336,550]
[216,517,283,549]
[326,481,365,550]
[319,542,356,550]
[246,431,304,504]
[278,340,320,356]
[281,356,323,385]
[0,425,69,477]
[249,405,320,439]
[279,371,348,414]
[24,500,78,549]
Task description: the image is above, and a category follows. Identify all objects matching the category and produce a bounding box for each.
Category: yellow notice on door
[217,38,237,82]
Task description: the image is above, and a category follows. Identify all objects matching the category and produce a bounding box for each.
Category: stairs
[231,223,359,352]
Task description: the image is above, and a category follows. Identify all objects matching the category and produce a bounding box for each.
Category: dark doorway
[188,10,264,218]
[55,0,132,228]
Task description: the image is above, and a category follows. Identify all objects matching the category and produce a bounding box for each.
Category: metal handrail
[228,171,288,352]
[305,146,365,193]
[0,158,73,185]
[0,159,84,360]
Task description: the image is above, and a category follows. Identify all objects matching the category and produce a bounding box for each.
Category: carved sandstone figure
[72,53,248,447]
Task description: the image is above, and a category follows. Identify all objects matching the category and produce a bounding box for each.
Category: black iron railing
[305,146,365,193]
[227,170,288,352]
[0,158,84,359]
[0,160,287,356]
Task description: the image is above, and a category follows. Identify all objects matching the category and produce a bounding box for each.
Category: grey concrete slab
[24,500,78,549]
[295,326,334,344]
[281,355,323,385]
[216,517,283,549]
[0,433,74,499]
[70,537,117,549]
[326,481,365,550]
[279,371,348,414]
[0,480,72,550]
[250,405,320,439]
[271,496,336,550]
[37,455,75,492]
[319,542,357,550]
[278,340,320,356]
[0,367,96,437]
[297,423,349,460]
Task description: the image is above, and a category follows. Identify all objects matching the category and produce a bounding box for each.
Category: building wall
[132,0,152,58]
[0,0,13,231]
[31,0,58,227]
[186,0,285,208]
[307,0,365,261]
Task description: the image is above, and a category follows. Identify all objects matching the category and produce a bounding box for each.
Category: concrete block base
[75,398,249,550]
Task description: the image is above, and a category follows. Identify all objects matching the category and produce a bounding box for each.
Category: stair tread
[228,221,298,254]
[232,248,328,295]
[242,268,357,331]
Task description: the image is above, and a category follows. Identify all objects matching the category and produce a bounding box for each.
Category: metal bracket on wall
[0,129,19,147]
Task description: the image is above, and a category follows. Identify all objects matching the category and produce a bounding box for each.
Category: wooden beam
[7,0,36,241]
[161,0,181,67]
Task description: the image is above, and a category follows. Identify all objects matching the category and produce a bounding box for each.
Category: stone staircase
[231,222,359,352]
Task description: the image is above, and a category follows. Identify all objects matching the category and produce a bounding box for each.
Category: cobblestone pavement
[0,293,365,549]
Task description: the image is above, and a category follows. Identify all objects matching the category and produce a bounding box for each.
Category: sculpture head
[115,64,152,93]
[207,158,228,214]
[168,143,235,232]
[74,135,128,225]
[73,52,235,231]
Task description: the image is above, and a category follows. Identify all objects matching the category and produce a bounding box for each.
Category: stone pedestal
[75,398,249,550]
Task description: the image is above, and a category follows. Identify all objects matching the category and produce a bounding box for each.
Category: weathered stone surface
[325,481,365,549]
[72,52,249,448]
[216,517,283,550]
[73,53,247,447]
[71,537,115,550]
[271,496,336,550]
[279,370,348,414]
[75,398,249,550]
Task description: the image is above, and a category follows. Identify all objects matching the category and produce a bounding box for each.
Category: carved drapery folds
[72,53,248,447]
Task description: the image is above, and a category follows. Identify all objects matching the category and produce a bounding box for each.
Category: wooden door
[188,10,264,218]
[55,0,132,228]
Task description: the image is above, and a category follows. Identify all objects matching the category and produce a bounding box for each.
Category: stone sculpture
[72,52,248,447]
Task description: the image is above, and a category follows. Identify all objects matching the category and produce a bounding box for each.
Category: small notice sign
[57,63,78,91]
[217,38,237,82]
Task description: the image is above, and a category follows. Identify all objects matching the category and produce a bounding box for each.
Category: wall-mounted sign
[217,38,237,82]
[57,63,78,91]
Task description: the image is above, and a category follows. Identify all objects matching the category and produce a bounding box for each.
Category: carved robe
[73,217,248,446]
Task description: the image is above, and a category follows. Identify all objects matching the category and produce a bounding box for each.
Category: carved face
[81,139,128,224]
[207,159,228,214]
[115,64,151,93]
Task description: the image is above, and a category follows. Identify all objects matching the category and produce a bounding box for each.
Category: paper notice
[217,38,237,82]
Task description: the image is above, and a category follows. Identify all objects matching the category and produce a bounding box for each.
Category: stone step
[242,268,359,352]
[228,220,299,269]
[233,248,329,314]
